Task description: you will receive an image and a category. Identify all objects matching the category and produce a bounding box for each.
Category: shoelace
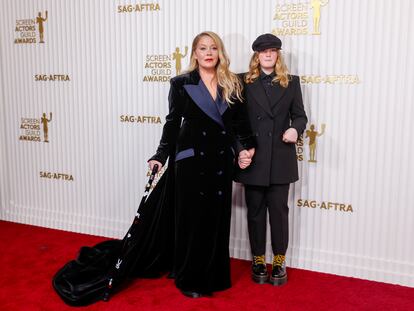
[253,255,266,265]
[272,254,285,267]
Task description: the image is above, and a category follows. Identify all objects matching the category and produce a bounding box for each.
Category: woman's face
[258,48,278,72]
[193,35,219,70]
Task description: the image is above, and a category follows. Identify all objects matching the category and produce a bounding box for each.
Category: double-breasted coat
[51,71,255,304]
[149,70,256,294]
[235,74,307,186]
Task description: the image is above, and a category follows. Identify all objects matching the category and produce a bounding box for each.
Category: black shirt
[260,70,277,101]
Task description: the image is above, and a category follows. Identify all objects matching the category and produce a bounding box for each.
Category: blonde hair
[188,31,243,104]
[244,50,290,88]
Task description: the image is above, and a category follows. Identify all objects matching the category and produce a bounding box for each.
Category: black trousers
[245,184,290,256]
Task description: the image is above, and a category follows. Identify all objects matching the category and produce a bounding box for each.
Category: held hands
[148,160,162,173]
[282,128,298,143]
[238,148,255,169]
[150,148,257,172]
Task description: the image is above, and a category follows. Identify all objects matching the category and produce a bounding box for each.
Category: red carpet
[0,220,413,311]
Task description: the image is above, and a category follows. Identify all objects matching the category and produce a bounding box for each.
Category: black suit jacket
[234,74,307,186]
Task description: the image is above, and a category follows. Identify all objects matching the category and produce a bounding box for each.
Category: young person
[235,33,307,286]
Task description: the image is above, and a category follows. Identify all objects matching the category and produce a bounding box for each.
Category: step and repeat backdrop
[0,0,413,287]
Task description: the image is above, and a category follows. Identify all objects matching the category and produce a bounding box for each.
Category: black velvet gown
[52,70,255,305]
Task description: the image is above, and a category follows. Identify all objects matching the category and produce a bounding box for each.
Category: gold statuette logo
[41,113,52,143]
[19,113,52,143]
[172,46,188,75]
[296,123,325,163]
[36,11,48,43]
[15,11,48,44]
[310,0,329,35]
[272,1,329,36]
[305,123,325,163]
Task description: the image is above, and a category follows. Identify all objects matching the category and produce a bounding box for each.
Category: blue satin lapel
[184,80,225,128]
[216,94,228,116]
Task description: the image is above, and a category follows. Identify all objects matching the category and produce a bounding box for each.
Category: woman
[52,31,254,306]
[235,33,307,286]
[148,31,256,297]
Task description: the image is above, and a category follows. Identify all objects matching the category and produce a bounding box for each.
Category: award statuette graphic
[172,46,188,75]
[41,112,52,143]
[305,123,326,162]
[310,0,328,35]
[36,11,48,43]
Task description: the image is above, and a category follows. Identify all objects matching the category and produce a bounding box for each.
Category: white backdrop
[1,0,413,287]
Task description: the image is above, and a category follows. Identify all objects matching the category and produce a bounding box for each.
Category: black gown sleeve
[231,86,257,154]
[148,78,185,165]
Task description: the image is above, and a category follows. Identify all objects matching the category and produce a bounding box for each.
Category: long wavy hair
[187,31,243,104]
[244,50,290,88]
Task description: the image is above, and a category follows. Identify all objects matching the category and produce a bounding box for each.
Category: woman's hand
[238,148,255,169]
[148,160,163,173]
[282,128,298,143]
[246,148,255,158]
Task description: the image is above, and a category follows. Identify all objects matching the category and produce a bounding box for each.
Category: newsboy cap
[252,33,282,51]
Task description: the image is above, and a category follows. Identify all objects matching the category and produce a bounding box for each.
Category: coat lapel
[184,78,225,128]
[216,91,228,116]
[269,82,287,109]
[249,80,273,117]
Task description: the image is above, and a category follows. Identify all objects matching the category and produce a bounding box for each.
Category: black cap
[252,33,282,52]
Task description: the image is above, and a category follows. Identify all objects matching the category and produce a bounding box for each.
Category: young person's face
[194,36,219,70]
[258,48,278,72]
